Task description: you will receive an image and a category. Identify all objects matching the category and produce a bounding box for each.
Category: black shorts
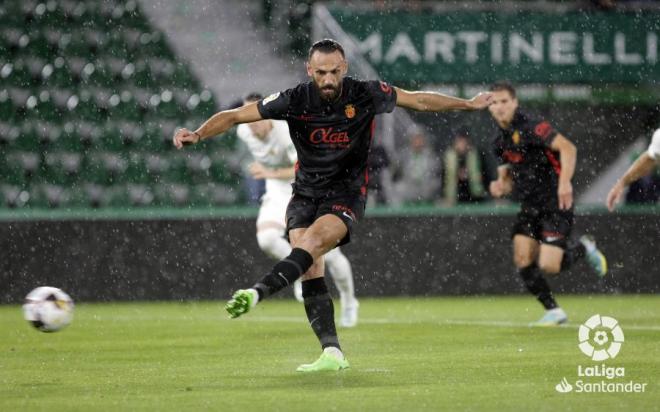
[285,190,366,247]
[512,204,574,249]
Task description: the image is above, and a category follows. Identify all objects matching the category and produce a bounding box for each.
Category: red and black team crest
[344,104,356,119]
[512,130,521,145]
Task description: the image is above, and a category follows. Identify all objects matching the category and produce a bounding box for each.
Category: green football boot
[296,352,350,372]
[224,289,256,319]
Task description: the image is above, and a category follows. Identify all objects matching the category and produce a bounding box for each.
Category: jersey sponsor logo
[262,92,280,106]
[344,104,356,119]
[534,121,553,139]
[380,81,392,94]
[309,127,350,145]
[512,130,521,145]
[503,150,523,163]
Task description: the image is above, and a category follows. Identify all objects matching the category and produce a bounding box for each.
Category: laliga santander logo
[578,314,624,361]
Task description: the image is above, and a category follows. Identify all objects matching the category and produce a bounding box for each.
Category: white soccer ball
[23,287,74,332]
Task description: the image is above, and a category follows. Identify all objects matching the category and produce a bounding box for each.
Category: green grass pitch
[1,296,658,411]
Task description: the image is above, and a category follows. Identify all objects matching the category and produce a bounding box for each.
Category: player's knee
[296,234,326,258]
[538,261,561,275]
[256,228,284,256]
[513,253,534,269]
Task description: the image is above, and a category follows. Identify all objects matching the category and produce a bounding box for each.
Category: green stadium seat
[210,151,242,184]
[126,183,155,206]
[83,151,129,185]
[192,183,239,206]
[32,121,63,146]
[108,90,141,121]
[5,151,40,185]
[80,183,125,208]
[74,121,104,148]
[43,151,83,185]
[0,122,20,146]
[181,152,213,184]
[144,153,178,183]
[0,0,235,210]
[30,183,82,208]
[0,184,31,208]
[2,61,32,88]
[154,182,190,206]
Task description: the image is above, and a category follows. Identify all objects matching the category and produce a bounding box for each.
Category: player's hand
[489,180,504,198]
[558,180,573,210]
[249,162,271,180]
[606,181,625,212]
[172,128,201,149]
[467,92,494,110]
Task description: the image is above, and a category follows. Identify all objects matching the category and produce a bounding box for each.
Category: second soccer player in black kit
[488,82,608,326]
[173,39,493,371]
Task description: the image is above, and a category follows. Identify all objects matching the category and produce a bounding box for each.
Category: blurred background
[1,0,658,302]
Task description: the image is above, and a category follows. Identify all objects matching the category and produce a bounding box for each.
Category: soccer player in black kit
[173,39,493,371]
[487,82,608,326]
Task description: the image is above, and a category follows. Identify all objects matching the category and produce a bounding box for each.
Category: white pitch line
[242,316,660,332]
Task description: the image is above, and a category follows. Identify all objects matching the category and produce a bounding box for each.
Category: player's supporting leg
[533,244,569,326]
[513,235,566,326]
[324,247,359,328]
[291,216,350,372]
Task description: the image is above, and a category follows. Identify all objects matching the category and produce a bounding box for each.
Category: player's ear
[305,61,313,77]
[340,60,348,75]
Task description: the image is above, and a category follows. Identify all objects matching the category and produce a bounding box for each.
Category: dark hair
[489,81,516,99]
[243,92,263,103]
[308,39,345,60]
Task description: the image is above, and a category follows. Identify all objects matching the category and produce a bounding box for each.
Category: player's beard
[316,82,342,102]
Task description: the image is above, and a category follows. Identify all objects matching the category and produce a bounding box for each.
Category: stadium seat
[192,183,239,206]
[0,184,31,208]
[0,0,234,210]
[126,183,155,206]
[154,182,191,206]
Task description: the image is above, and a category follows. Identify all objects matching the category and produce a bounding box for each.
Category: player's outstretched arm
[173,102,263,149]
[606,153,656,211]
[394,88,493,112]
[550,134,577,210]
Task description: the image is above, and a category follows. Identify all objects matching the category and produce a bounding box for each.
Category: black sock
[302,277,340,350]
[518,263,558,310]
[253,248,313,301]
[561,240,586,271]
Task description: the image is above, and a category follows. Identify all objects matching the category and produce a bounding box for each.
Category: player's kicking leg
[225,214,350,372]
[578,235,607,277]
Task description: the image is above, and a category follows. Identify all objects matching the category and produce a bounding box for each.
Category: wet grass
[1,296,658,411]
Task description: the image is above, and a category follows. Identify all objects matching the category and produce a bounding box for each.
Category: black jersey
[492,110,562,207]
[257,77,397,197]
